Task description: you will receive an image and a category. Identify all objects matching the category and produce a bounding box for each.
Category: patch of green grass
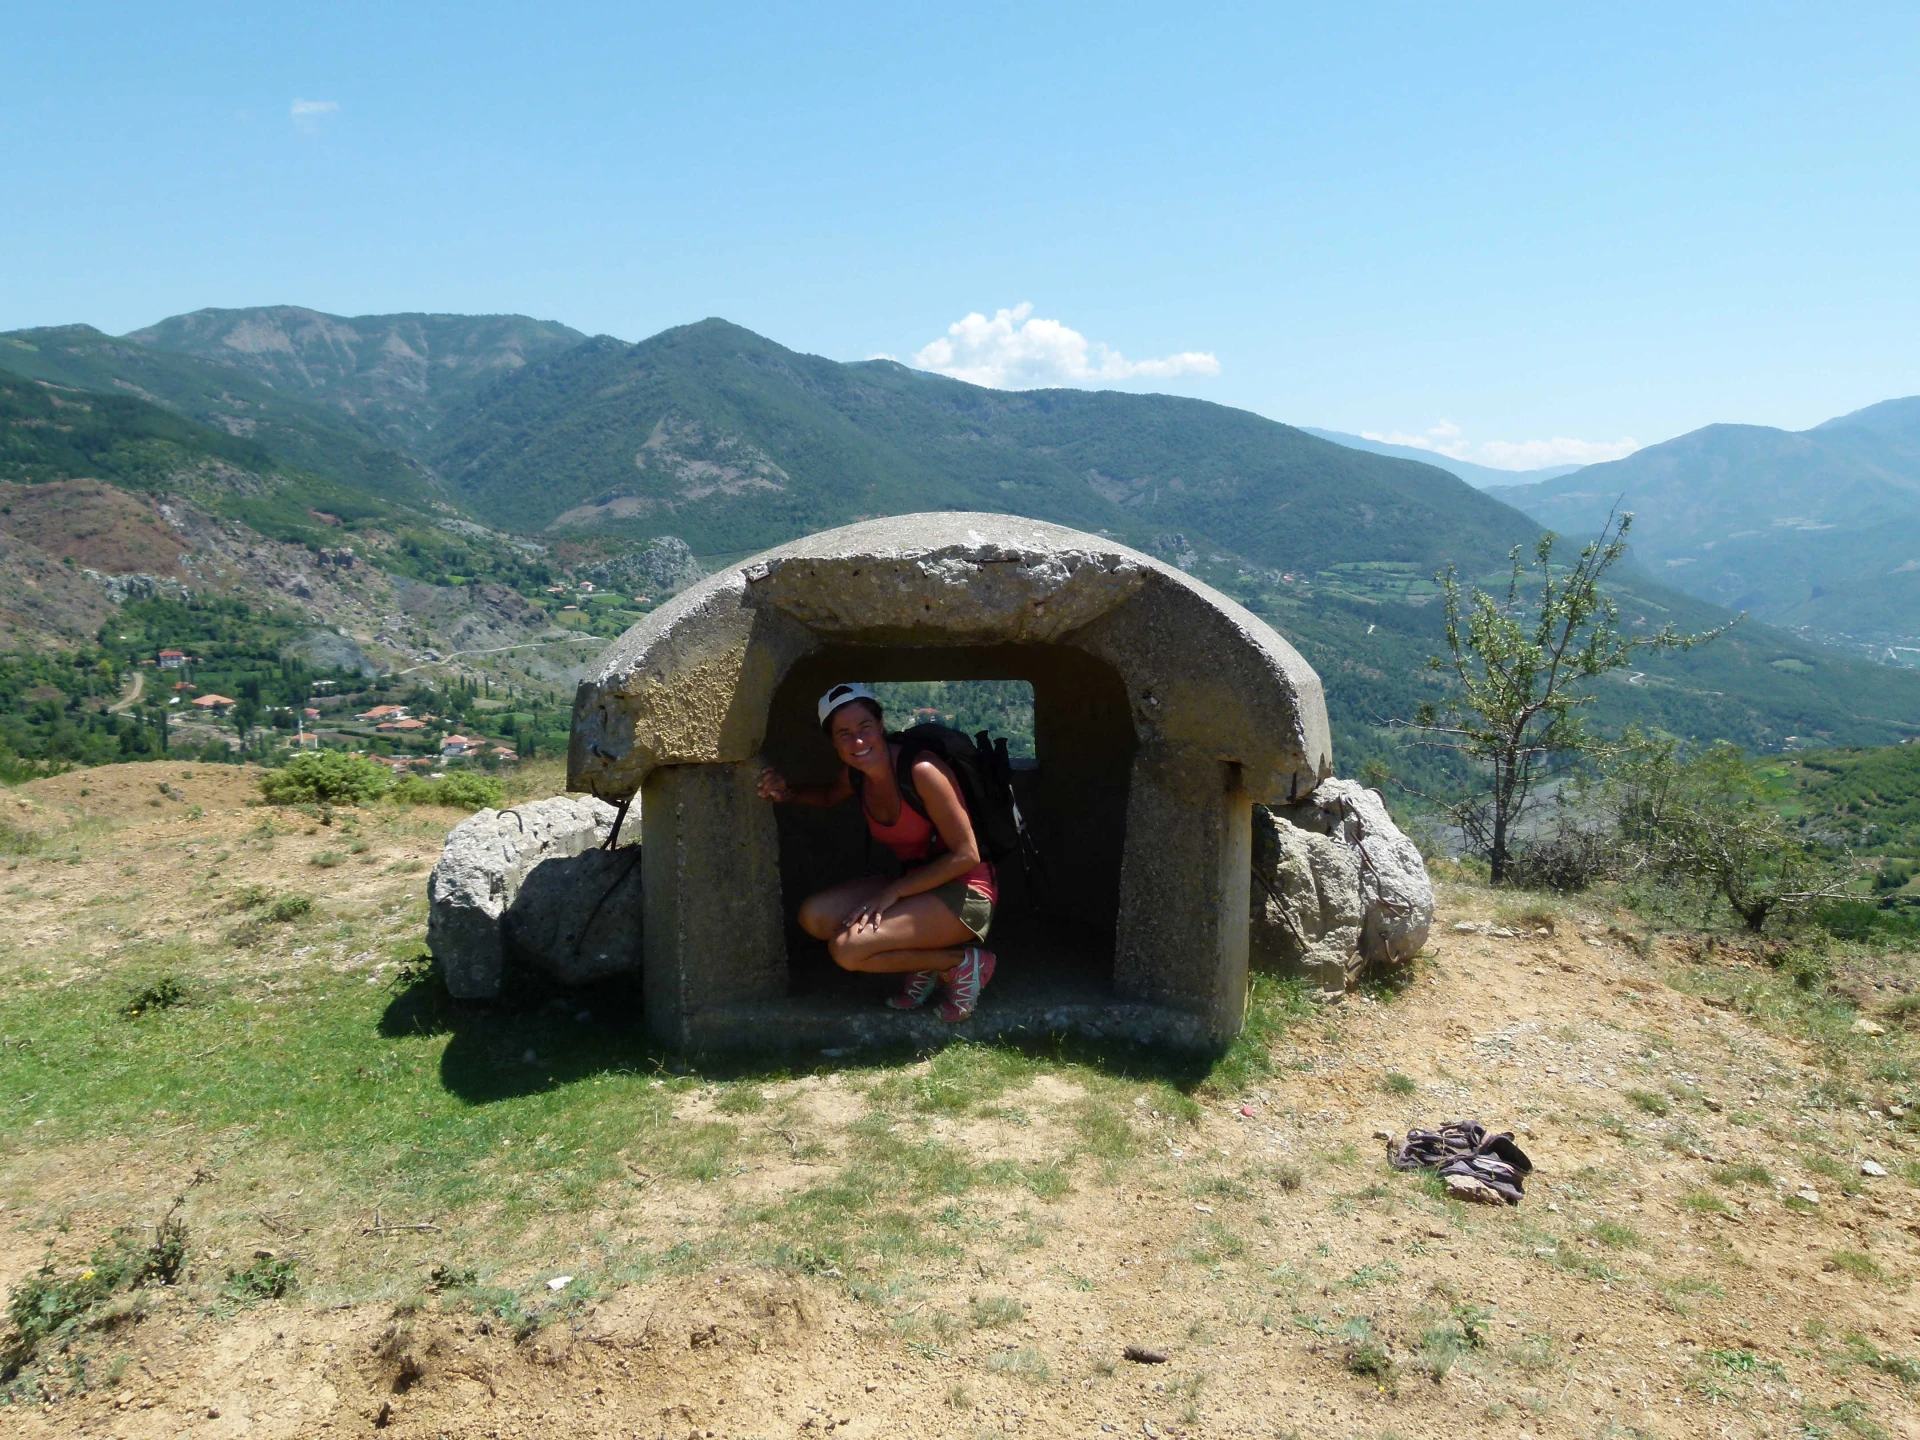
[1706,1347,1785,1378]
[1842,1333,1920,1384]
[1381,1071,1417,1095]
[1681,1190,1730,1215]
[1627,1088,1671,1116]
[714,1086,768,1115]
[1589,1219,1646,1249]
[1338,1260,1401,1290]
[1071,1097,1136,1162]
[309,851,346,869]
[970,1295,1024,1329]
[1711,1162,1773,1186]
[986,1346,1051,1384]
[1183,1220,1246,1266]
[1827,1251,1892,1284]
[1805,1153,1852,1182]
[1210,974,1318,1095]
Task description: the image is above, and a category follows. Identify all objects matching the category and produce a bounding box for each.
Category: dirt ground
[3,762,1918,1439]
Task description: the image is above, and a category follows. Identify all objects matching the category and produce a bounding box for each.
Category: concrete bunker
[568,513,1333,1051]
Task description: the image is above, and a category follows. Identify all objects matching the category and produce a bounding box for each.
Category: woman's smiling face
[828,701,886,769]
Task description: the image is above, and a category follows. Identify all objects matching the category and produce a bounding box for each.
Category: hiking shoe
[886,969,943,1010]
[937,948,996,1024]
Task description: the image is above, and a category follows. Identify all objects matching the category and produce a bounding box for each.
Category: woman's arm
[758,766,853,807]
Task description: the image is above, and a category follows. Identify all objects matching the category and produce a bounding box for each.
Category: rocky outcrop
[1252,779,1434,993]
[285,628,378,678]
[426,795,626,997]
[582,536,705,597]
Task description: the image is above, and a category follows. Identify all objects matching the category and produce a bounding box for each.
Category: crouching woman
[756,683,997,1022]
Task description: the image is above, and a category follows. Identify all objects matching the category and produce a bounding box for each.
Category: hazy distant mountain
[127,306,586,451]
[1488,399,1920,661]
[0,324,432,505]
[1302,427,1584,489]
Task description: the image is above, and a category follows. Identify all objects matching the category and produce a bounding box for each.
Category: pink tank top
[858,767,998,902]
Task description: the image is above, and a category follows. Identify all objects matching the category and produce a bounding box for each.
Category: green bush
[389,772,504,810]
[259,751,391,806]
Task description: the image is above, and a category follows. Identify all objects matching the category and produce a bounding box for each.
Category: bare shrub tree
[1411,511,1727,884]
[1604,731,1851,931]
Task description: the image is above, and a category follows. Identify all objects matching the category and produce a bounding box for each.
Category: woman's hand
[757,767,790,802]
[842,885,901,934]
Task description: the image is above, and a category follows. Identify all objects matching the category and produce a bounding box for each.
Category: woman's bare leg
[798,876,890,940]
[827,893,976,974]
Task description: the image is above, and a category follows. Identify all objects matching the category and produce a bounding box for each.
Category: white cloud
[1361,419,1639,471]
[289,98,339,133]
[911,304,1220,389]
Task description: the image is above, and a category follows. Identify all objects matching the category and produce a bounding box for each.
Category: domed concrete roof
[570,512,1332,804]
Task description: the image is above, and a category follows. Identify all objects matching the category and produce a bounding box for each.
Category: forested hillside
[424,319,1543,579]
[0,325,433,506]
[128,306,586,451]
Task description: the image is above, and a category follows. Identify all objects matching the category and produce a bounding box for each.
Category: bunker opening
[763,648,1136,1012]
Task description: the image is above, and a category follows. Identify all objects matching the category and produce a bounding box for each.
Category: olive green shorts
[929,878,994,941]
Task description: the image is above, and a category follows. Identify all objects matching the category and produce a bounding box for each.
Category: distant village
[142,646,528,775]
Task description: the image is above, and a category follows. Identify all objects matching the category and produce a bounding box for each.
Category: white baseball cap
[817,682,880,728]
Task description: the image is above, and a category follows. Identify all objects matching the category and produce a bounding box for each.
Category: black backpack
[849,724,1032,870]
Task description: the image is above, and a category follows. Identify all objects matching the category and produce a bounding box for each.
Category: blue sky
[5,2,1918,468]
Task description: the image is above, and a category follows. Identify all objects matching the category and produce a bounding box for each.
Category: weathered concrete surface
[1113,747,1252,1038]
[1258,779,1435,987]
[426,795,620,998]
[639,763,786,1044]
[1250,806,1365,996]
[503,846,644,987]
[567,512,1336,1049]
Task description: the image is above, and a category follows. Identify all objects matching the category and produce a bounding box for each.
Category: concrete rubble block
[427,794,623,998]
[503,847,644,987]
[1249,805,1365,996]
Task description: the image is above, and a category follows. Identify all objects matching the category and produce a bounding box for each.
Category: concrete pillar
[1112,746,1252,1044]
[640,761,786,1048]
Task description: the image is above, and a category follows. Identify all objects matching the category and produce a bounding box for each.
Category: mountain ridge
[1489,402,1920,661]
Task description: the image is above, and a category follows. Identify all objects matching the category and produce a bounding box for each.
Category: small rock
[547,1275,573,1291]
[1851,1019,1886,1036]
[1583,936,1606,948]
[1795,1188,1821,1205]
[1193,1204,1213,1214]
[1860,1160,1888,1178]
[1239,1105,1255,1117]
[1123,1346,1170,1365]
[1703,1097,1723,1112]
[1890,1104,1909,1118]
[1372,1128,1393,1141]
